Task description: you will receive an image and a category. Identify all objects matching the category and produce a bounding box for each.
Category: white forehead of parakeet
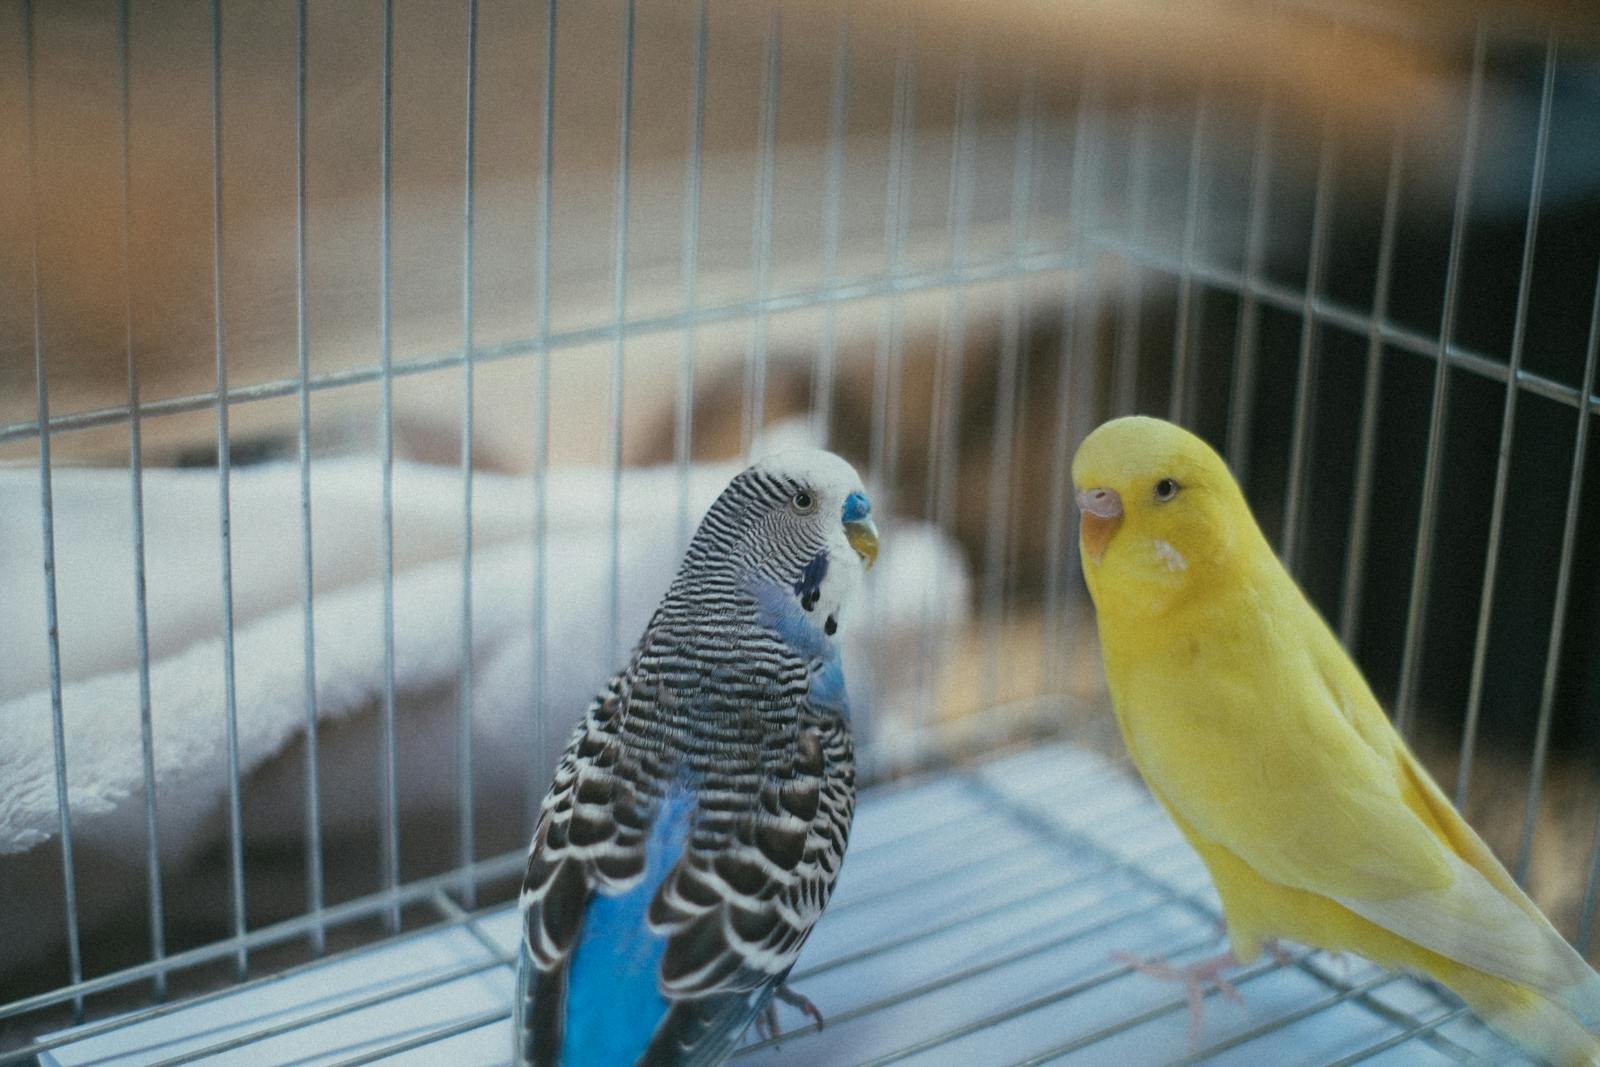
[751,448,868,504]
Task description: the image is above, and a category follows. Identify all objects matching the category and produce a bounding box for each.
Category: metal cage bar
[675,0,709,554]
[292,0,327,959]
[118,0,169,996]
[1338,121,1405,650]
[869,38,915,522]
[21,0,86,1022]
[456,0,480,910]
[9,233,1600,451]
[528,0,557,833]
[9,769,1157,1064]
[1517,261,1600,883]
[1320,1006,1474,1067]
[743,4,781,461]
[810,12,851,446]
[915,49,979,732]
[208,0,250,976]
[606,0,636,667]
[1039,73,1101,697]
[1113,78,1154,421]
[1167,89,1210,425]
[978,72,1036,707]
[1280,120,1339,575]
[1393,22,1487,740]
[374,0,404,935]
[1224,88,1275,484]
[0,851,527,1025]
[1456,31,1558,810]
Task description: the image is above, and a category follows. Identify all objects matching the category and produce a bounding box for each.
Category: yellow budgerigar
[1073,415,1600,1066]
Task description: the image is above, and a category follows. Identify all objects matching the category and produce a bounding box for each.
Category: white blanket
[0,448,969,975]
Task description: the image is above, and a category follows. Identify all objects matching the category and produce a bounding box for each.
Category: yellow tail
[1447,966,1600,1067]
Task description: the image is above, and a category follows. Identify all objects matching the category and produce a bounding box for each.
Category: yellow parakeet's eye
[1154,478,1180,501]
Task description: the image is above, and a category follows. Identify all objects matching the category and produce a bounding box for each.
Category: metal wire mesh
[4,0,1600,1063]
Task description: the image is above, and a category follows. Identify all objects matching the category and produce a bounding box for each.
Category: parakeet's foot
[753,984,825,1043]
[754,1002,781,1044]
[1112,950,1243,1050]
[774,984,826,1030]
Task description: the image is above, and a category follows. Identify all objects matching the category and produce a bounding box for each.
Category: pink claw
[1112,949,1243,1050]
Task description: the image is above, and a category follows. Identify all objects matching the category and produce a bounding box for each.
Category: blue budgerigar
[514,450,879,1067]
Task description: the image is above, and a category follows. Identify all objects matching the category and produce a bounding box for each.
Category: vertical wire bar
[209,0,249,976]
[23,0,86,1019]
[978,72,1035,709]
[916,50,977,732]
[811,12,850,448]
[910,51,955,755]
[1167,90,1209,426]
[1514,260,1600,884]
[868,43,913,519]
[744,5,780,461]
[1455,34,1557,810]
[675,0,708,554]
[1002,293,1036,649]
[935,56,976,538]
[118,0,168,995]
[607,0,636,666]
[1394,24,1487,739]
[1040,73,1100,696]
[376,0,401,932]
[1338,123,1405,650]
[1112,79,1153,418]
[528,0,556,829]
[455,0,479,910]
[292,0,325,956]
[861,38,914,756]
[1280,123,1339,575]
[1040,312,1076,698]
[1224,90,1275,478]
[910,332,948,750]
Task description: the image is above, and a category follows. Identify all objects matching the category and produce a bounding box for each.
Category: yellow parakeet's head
[1072,416,1264,618]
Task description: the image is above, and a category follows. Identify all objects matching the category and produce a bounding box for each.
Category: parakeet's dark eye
[1154,478,1180,502]
[790,489,817,514]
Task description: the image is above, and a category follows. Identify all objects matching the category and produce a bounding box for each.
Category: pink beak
[1076,487,1123,564]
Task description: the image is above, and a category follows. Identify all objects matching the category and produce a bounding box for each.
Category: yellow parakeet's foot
[1112,949,1243,1049]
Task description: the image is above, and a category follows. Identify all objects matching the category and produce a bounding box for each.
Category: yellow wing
[1121,586,1600,1019]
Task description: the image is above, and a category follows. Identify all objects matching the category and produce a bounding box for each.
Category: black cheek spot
[824,615,837,636]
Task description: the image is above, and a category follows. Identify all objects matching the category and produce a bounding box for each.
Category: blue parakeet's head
[680,448,877,657]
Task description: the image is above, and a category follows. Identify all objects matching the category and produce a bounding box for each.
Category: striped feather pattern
[516,459,860,1067]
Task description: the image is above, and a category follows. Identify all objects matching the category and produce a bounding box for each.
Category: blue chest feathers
[753,561,849,715]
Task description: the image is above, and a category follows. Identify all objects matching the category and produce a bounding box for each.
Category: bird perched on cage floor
[514,449,879,1067]
[1072,416,1600,1067]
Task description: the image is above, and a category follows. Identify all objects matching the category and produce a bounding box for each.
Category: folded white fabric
[0,444,970,975]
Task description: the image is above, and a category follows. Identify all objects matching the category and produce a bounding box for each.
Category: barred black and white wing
[515,677,855,1067]
[515,678,656,1067]
[638,713,855,1065]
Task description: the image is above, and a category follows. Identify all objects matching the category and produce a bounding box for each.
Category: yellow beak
[845,518,880,571]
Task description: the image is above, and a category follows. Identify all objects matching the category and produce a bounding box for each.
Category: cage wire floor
[31,743,1530,1067]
